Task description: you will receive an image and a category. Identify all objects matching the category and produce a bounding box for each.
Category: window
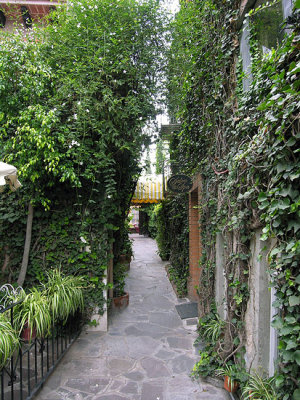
[253,0,284,54]
[240,0,294,90]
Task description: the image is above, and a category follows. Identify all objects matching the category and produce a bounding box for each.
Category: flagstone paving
[35,235,229,400]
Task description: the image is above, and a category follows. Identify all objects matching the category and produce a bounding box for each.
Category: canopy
[0,162,22,192]
[132,177,166,204]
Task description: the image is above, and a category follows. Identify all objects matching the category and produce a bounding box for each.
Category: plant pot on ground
[216,363,247,393]
[112,263,129,309]
[224,374,239,393]
[112,292,129,309]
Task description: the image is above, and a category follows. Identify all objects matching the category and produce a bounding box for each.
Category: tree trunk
[17,202,34,287]
[2,246,10,273]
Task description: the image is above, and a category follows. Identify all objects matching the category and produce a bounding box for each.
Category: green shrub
[44,269,85,323]
[0,314,19,369]
[154,202,170,260]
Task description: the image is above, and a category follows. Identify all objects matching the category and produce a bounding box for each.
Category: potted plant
[14,288,52,340]
[242,371,276,399]
[0,313,19,369]
[43,269,85,324]
[112,263,129,309]
[216,363,247,393]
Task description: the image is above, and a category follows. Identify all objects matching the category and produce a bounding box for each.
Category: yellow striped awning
[131,178,166,204]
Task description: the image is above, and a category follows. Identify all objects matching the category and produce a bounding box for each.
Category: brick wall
[188,174,202,301]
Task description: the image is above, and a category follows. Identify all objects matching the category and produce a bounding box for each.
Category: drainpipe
[162,159,165,197]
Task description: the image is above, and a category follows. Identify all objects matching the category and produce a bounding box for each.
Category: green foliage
[152,193,189,294]
[138,204,157,238]
[43,269,85,323]
[113,262,128,297]
[14,287,52,338]
[0,314,19,369]
[168,0,299,397]
[0,0,168,314]
[167,194,189,286]
[198,308,225,344]
[192,350,221,379]
[147,206,158,239]
[242,371,277,400]
[216,363,248,389]
[155,138,168,175]
[192,307,225,379]
[154,202,171,260]
[167,264,188,297]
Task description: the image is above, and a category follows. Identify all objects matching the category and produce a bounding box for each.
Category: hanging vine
[0,0,168,314]
[167,0,299,398]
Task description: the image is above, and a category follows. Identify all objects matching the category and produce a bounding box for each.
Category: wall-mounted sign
[167,174,193,193]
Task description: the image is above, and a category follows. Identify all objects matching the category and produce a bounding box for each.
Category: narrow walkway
[35,235,229,400]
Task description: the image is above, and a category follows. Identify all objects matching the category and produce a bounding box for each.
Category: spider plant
[14,288,52,339]
[0,314,19,369]
[44,269,85,323]
[242,371,277,400]
[201,313,225,343]
[197,307,225,345]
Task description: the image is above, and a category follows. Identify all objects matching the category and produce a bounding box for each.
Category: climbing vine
[167,0,299,398]
[0,0,168,314]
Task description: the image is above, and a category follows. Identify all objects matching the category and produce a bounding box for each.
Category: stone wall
[244,230,274,373]
[215,233,227,320]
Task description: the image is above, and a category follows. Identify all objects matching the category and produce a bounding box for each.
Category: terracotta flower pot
[112,292,129,310]
[21,321,36,342]
[224,375,239,393]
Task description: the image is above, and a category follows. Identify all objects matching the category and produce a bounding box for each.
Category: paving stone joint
[35,235,230,400]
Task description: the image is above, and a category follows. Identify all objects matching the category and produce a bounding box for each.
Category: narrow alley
[35,235,229,400]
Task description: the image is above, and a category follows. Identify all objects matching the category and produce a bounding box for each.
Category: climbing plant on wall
[0,0,168,314]
[167,0,299,398]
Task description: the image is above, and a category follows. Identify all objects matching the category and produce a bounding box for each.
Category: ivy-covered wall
[167,0,299,398]
[0,0,167,314]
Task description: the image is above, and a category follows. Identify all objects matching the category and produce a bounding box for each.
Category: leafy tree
[0,0,168,310]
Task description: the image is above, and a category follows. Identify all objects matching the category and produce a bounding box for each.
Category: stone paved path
[35,235,229,400]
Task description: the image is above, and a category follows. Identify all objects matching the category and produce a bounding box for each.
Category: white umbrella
[0,162,22,192]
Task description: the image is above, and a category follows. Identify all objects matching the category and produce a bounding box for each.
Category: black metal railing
[0,284,82,400]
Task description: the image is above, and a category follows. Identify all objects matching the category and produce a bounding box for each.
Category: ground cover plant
[0,0,168,316]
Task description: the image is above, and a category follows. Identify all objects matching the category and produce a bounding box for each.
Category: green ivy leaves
[168,1,299,398]
[0,0,169,315]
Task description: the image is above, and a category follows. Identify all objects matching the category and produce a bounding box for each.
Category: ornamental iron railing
[0,284,82,400]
